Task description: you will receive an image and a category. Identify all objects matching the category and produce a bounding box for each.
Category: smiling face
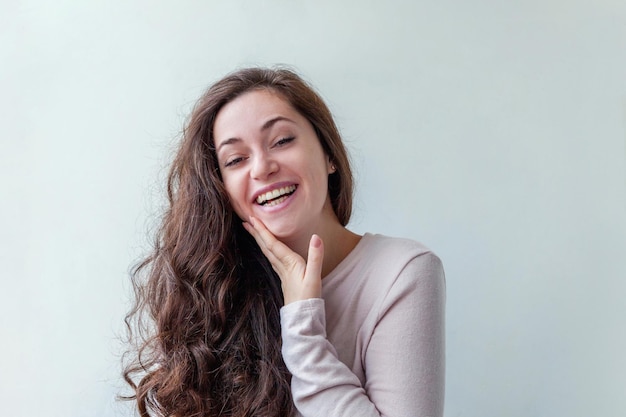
[213,89,337,241]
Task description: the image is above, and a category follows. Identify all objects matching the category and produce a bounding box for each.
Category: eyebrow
[216,137,242,153]
[216,116,296,153]
[261,116,294,131]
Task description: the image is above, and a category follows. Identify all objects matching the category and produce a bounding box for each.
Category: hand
[243,217,324,305]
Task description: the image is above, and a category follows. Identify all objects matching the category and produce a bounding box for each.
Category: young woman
[124,68,445,417]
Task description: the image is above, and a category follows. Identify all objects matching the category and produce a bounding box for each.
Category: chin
[263,219,304,242]
[266,225,298,241]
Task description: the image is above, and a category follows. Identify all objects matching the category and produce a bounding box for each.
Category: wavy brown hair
[123,67,353,417]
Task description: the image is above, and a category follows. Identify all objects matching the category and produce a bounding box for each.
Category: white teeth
[265,195,288,207]
[256,185,296,205]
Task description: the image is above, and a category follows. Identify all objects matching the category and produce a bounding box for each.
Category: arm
[282,253,446,417]
[364,253,446,416]
[243,219,445,416]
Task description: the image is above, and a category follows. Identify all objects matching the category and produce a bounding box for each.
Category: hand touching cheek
[243,217,323,305]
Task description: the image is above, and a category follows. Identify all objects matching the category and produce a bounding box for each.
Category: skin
[213,89,361,304]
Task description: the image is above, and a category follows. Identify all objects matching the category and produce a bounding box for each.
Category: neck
[318,223,362,278]
[282,206,361,278]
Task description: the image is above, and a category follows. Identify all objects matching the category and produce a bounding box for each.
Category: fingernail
[311,234,322,248]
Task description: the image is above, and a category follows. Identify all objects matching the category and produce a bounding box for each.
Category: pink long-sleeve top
[280,233,446,417]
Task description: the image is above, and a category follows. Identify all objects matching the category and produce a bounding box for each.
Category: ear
[327,157,336,174]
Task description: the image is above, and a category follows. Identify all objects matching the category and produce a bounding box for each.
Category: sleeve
[280,252,446,417]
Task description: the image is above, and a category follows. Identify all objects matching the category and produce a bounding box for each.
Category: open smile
[255,184,298,207]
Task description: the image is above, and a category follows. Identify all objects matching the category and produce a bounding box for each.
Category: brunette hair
[123,68,353,417]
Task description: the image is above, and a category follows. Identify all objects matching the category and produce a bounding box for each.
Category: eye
[274,136,295,147]
[224,156,246,168]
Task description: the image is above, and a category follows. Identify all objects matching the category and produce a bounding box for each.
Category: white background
[1,1,625,416]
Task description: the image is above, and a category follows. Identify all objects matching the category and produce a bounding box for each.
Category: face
[213,89,336,240]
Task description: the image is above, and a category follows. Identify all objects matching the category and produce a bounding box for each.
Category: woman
[124,67,445,417]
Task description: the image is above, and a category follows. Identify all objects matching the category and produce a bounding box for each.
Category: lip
[251,181,298,204]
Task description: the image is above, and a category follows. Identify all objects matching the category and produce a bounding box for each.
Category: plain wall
[1,1,625,416]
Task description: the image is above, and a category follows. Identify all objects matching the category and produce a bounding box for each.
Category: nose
[250,152,278,180]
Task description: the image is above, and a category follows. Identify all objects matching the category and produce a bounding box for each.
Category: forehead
[213,89,303,141]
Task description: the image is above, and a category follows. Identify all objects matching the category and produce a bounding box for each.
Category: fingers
[242,218,323,304]
[246,217,279,255]
[243,217,302,274]
[304,234,324,285]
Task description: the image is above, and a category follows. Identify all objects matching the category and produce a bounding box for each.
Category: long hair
[123,67,353,417]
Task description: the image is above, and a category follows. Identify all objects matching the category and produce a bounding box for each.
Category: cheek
[222,177,248,218]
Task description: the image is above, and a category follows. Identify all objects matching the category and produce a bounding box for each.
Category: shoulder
[321,234,445,344]
[359,235,445,323]
[358,233,443,276]
[335,233,444,301]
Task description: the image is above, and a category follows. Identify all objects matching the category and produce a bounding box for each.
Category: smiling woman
[214,89,346,257]
[123,67,445,417]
